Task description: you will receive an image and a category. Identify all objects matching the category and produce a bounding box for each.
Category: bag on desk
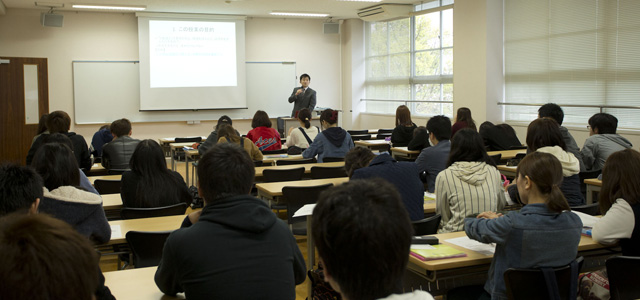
[287,146,303,155]
[188,185,204,209]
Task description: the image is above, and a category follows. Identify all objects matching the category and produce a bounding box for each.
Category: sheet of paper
[446,236,496,255]
[111,225,122,239]
[293,204,316,218]
[424,192,436,202]
[410,244,436,250]
[571,211,599,227]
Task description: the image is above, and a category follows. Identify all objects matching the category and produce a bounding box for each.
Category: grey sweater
[581,133,633,172]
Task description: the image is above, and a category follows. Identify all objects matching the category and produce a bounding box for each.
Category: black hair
[43,133,73,149]
[455,107,477,131]
[251,110,272,128]
[0,164,43,216]
[517,152,569,213]
[447,128,494,167]
[129,140,191,207]
[312,179,412,300]
[526,118,566,151]
[110,118,132,137]
[215,115,233,131]
[300,73,311,81]
[344,147,376,178]
[426,115,452,141]
[217,124,241,143]
[31,143,80,191]
[297,108,312,129]
[197,143,255,202]
[46,111,71,134]
[320,109,339,125]
[588,113,618,134]
[36,114,49,135]
[538,103,564,125]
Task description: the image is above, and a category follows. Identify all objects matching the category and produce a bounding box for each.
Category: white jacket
[536,146,580,177]
[378,290,435,300]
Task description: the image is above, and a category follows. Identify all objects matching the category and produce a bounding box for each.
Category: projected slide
[149,20,237,88]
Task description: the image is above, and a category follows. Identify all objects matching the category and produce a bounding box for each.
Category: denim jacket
[464,203,582,300]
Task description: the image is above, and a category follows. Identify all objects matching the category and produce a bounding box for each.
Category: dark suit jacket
[288,87,316,117]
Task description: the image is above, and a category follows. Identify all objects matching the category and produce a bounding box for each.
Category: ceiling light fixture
[270,11,329,18]
[72,4,146,11]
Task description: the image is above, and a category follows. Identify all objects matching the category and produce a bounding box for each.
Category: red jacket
[247,127,282,151]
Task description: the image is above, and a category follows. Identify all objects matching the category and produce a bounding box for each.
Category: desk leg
[170,148,176,171]
[185,155,190,186]
[307,215,314,300]
[587,185,593,204]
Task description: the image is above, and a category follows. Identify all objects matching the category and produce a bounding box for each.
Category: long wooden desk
[104,267,185,299]
[354,139,391,151]
[256,177,349,200]
[87,163,108,176]
[169,142,195,172]
[391,146,420,160]
[497,165,517,177]
[262,154,304,165]
[584,178,602,204]
[487,149,525,160]
[103,194,123,211]
[255,161,344,179]
[106,215,185,245]
[89,174,122,185]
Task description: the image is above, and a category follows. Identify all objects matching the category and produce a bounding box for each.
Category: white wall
[0,9,341,141]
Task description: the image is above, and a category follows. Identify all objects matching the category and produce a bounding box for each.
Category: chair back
[94,179,122,195]
[282,183,333,234]
[411,214,441,236]
[174,137,202,143]
[262,149,288,155]
[607,256,640,300]
[508,145,527,150]
[322,157,344,163]
[504,256,584,300]
[347,129,368,135]
[107,169,127,175]
[276,158,315,166]
[120,203,188,220]
[514,153,527,160]
[125,231,172,268]
[351,134,372,141]
[262,167,305,183]
[376,133,392,139]
[253,160,264,167]
[571,203,600,216]
[378,129,394,134]
[489,154,502,165]
[310,166,347,179]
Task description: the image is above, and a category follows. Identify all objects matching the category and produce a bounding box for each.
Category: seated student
[303,109,354,163]
[312,179,435,300]
[464,152,582,300]
[415,115,452,193]
[0,213,101,300]
[436,129,506,233]
[31,143,111,244]
[155,143,306,299]
[285,108,319,149]
[217,123,263,161]
[510,118,584,206]
[31,113,49,146]
[451,107,477,137]
[121,140,191,208]
[91,124,113,160]
[198,115,238,155]
[43,133,99,195]
[581,112,633,172]
[247,110,282,151]
[539,103,585,171]
[27,110,92,171]
[408,126,430,151]
[391,105,417,147]
[478,121,522,151]
[345,147,425,221]
[102,118,140,171]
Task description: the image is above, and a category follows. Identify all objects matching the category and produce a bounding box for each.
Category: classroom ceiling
[2,0,419,19]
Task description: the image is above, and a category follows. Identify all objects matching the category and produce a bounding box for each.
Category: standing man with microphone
[288,73,316,117]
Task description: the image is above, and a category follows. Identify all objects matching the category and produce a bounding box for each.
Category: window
[364,0,453,117]
[504,0,640,129]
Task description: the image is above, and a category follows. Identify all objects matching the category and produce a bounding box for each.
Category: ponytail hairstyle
[395,105,412,127]
[455,107,477,131]
[516,152,569,213]
[297,108,312,129]
[599,148,640,214]
[344,147,376,178]
[320,109,339,126]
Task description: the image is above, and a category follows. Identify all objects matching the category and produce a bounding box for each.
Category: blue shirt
[302,128,354,163]
[414,140,450,193]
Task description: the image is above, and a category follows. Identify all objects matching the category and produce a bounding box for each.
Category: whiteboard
[72,61,296,124]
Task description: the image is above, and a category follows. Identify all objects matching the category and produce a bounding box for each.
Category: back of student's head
[197,143,254,202]
[46,110,71,134]
[130,140,184,207]
[130,139,167,176]
[37,113,49,134]
[426,115,452,141]
[297,108,312,129]
[217,123,241,143]
[599,148,640,214]
[110,118,132,137]
[0,164,43,216]
[320,109,339,125]
[526,118,566,151]
[251,110,272,128]
[516,152,569,213]
[395,105,412,126]
[447,128,493,167]
[344,147,376,178]
[455,107,476,130]
[479,121,495,136]
[215,115,233,131]
[538,103,565,125]
[588,113,618,134]
[31,143,80,191]
[312,179,412,300]
[0,213,98,300]
[43,132,74,149]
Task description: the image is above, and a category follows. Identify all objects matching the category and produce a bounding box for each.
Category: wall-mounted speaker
[323,23,340,34]
[41,13,64,27]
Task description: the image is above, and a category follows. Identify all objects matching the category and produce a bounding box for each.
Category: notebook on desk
[410,244,467,261]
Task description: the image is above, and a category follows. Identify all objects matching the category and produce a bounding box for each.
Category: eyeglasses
[587,125,591,129]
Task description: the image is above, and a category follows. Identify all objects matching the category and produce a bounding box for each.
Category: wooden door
[0,57,49,165]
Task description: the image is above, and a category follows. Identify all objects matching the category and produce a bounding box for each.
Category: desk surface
[89,175,122,185]
[159,137,206,144]
[584,178,602,186]
[355,139,390,146]
[262,154,303,165]
[424,200,435,214]
[104,267,185,299]
[107,215,185,245]
[487,149,525,160]
[102,194,123,210]
[256,177,349,197]
[169,142,195,149]
[255,162,344,177]
[391,147,420,155]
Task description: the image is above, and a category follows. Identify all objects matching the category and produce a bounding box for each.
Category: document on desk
[293,204,316,218]
[111,225,122,239]
[424,192,436,202]
[446,236,496,256]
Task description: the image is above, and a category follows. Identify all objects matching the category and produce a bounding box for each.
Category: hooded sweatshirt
[581,133,633,172]
[41,186,111,244]
[391,123,417,147]
[435,161,506,233]
[155,195,306,300]
[302,127,354,163]
[537,146,584,206]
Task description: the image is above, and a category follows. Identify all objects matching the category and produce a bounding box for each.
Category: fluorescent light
[270,11,329,17]
[72,4,146,11]
[336,0,382,2]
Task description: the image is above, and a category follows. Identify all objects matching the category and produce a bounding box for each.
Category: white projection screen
[137,13,247,111]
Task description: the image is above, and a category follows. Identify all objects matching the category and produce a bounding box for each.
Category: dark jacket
[408,127,430,151]
[352,154,425,221]
[480,125,522,151]
[101,136,140,171]
[415,140,451,193]
[391,123,417,147]
[155,195,306,300]
[27,132,92,171]
[120,170,191,208]
[91,128,113,157]
[288,87,317,117]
